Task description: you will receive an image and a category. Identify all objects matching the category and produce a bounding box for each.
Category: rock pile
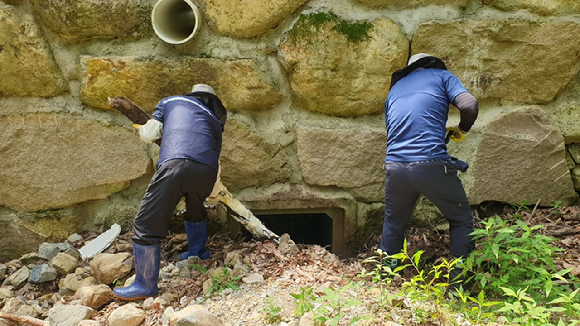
[0,232,303,326]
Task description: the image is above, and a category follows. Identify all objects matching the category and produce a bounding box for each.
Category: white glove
[134,119,163,143]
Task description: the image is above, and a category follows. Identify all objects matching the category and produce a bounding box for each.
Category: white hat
[407,53,432,66]
[191,84,216,95]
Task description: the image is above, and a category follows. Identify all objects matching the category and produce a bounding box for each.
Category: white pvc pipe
[151,0,201,44]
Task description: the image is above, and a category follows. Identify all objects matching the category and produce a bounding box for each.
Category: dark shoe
[180,220,210,260]
[448,259,474,294]
[380,257,399,280]
[113,244,161,301]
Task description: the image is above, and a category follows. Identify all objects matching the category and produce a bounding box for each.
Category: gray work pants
[380,159,474,258]
[132,158,217,246]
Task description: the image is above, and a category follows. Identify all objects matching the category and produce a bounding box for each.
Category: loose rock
[48,304,95,326]
[90,252,132,284]
[108,303,145,326]
[51,253,79,275]
[163,305,223,326]
[4,266,30,287]
[76,284,113,309]
[28,264,58,283]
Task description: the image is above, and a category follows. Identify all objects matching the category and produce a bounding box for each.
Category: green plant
[464,215,580,325]
[359,249,404,284]
[190,264,207,274]
[262,297,283,324]
[290,286,316,317]
[497,287,567,325]
[312,282,368,326]
[112,277,123,287]
[390,241,460,325]
[467,215,571,302]
[509,198,531,216]
[551,200,563,215]
[455,289,502,324]
[549,288,580,324]
[208,268,241,294]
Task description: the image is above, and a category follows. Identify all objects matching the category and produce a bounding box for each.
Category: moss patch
[287,11,373,44]
[332,20,373,43]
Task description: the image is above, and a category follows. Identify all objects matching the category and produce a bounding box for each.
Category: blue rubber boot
[113,244,160,301]
[180,220,210,260]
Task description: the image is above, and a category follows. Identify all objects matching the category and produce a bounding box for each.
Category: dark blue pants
[132,159,217,246]
[380,159,474,258]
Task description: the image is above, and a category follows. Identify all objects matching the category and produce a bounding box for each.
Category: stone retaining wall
[1,0,580,259]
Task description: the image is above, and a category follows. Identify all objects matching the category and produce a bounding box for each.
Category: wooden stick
[108,97,161,146]
[0,311,49,326]
[108,97,151,125]
[108,97,279,242]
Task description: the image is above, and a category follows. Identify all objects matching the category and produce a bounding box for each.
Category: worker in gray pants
[381,53,479,289]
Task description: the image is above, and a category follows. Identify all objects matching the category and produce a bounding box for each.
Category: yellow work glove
[446,125,467,142]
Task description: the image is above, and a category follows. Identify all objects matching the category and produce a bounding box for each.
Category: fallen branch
[548,226,579,237]
[0,312,49,326]
[109,97,279,243]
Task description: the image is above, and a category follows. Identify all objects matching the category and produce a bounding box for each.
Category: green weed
[467,215,570,302]
[312,282,368,326]
[290,286,315,317]
[262,297,283,324]
[208,268,241,294]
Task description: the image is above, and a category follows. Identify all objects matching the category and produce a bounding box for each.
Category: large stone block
[0,216,45,262]
[32,0,152,42]
[196,0,308,38]
[484,0,580,16]
[354,0,468,9]
[296,127,386,196]
[279,14,408,117]
[0,113,150,211]
[412,19,580,104]
[0,4,66,97]
[81,56,283,112]
[462,107,577,206]
[546,72,580,143]
[221,119,292,190]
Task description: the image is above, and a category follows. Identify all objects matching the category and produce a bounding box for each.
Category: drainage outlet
[240,208,345,255]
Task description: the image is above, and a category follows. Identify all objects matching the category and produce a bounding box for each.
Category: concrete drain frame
[251,208,346,256]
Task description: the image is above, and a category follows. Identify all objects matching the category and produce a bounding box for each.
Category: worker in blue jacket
[113,84,227,301]
[382,54,478,289]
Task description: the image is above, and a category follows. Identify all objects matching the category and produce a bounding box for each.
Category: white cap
[407,53,431,66]
[191,84,216,95]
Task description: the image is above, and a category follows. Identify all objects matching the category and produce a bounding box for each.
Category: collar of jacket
[390,56,448,88]
[184,92,228,128]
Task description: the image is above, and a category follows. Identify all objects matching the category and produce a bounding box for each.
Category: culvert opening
[241,212,334,252]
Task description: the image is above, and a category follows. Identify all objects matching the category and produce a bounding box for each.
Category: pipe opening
[152,0,200,44]
[241,213,334,251]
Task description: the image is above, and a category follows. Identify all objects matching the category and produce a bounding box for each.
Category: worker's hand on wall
[134,119,163,143]
[446,125,467,142]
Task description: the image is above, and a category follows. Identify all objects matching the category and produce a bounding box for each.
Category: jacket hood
[185,92,227,127]
[390,56,448,88]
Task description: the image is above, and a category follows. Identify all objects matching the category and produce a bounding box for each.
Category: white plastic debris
[78,224,122,260]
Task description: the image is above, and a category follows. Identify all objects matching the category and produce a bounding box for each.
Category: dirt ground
[7,202,580,325]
